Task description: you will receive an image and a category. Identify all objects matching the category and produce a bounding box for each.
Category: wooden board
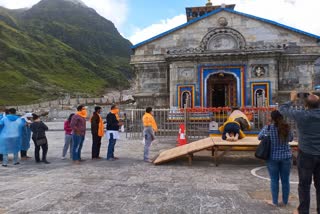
[153,137,214,165]
[211,136,298,146]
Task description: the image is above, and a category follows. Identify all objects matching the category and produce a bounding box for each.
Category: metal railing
[123,106,301,142]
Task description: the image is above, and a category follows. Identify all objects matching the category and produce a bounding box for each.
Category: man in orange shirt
[142,107,158,162]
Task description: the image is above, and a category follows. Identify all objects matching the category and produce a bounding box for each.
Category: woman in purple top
[258,110,293,206]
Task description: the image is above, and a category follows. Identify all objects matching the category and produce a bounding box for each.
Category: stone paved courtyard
[0,122,318,214]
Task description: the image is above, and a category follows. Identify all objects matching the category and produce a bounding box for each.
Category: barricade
[124,106,297,142]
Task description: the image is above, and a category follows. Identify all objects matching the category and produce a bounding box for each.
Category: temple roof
[185,4,235,22]
[132,7,320,50]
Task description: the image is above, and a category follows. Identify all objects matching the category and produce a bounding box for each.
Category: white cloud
[129,0,320,45]
[129,14,186,45]
[216,0,320,36]
[0,0,41,9]
[0,0,128,30]
[82,0,128,30]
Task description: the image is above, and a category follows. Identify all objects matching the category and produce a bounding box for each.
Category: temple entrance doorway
[207,73,237,107]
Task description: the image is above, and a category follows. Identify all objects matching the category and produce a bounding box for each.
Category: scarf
[90,113,104,137]
[77,109,87,118]
[98,114,104,137]
[111,109,120,121]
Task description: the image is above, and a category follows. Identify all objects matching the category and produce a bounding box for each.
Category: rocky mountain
[0,0,133,105]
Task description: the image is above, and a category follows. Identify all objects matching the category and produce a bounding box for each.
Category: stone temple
[130,1,320,108]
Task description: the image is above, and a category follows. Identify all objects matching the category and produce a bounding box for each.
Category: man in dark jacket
[30,114,49,164]
[106,105,122,161]
[91,106,104,159]
[279,91,320,214]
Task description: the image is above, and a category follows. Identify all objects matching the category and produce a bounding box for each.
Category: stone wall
[131,9,320,107]
[133,62,169,108]
[132,11,318,57]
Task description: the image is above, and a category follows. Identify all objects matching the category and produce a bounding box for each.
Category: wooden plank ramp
[153,137,214,165]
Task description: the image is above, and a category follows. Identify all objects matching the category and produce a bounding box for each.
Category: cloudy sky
[0,0,319,45]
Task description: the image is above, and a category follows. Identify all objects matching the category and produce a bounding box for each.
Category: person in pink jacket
[61,113,74,160]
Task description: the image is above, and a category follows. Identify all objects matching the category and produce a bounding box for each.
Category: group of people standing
[61,104,158,164]
[0,109,50,166]
[258,91,320,214]
[0,104,158,167]
[4,92,319,213]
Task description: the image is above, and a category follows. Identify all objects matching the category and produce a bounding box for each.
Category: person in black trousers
[30,114,50,164]
[91,106,104,159]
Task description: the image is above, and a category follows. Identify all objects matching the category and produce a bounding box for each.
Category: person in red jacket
[61,113,74,160]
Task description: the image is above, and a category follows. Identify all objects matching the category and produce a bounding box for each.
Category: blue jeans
[144,130,153,160]
[266,158,291,205]
[2,153,19,165]
[72,134,84,161]
[297,151,320,214]
[62,134,73,158]
[107,133,116,159]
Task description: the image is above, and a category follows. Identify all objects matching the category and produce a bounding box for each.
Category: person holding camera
[279,91,320,214]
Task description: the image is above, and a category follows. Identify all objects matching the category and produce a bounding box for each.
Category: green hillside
[0,0,133,105]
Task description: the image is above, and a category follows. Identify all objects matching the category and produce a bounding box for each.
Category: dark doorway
[207,72,237,107]
[212,84,225,107]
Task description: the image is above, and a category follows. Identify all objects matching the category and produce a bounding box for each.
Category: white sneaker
[61,156,66,160]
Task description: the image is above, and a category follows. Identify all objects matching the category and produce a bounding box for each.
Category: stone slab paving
[0,122,318,214]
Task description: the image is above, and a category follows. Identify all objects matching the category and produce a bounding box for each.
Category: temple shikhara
[130,1,320,108]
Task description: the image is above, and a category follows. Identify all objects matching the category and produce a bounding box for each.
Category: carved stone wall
[131,10,320,107]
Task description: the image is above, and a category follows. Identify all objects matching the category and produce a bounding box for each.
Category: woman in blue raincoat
[0,108,25,167]
[21,113,33,159]
[0,112,4,162]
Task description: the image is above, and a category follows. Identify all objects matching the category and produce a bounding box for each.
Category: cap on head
[25,113,33,118]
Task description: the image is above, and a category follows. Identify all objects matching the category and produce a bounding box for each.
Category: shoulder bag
[255,125,271,160]
[35,122,47,146]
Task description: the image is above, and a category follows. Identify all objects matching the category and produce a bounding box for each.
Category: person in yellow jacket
[90,106,104,159]
[142,107,158,162]
[218,108,251,141]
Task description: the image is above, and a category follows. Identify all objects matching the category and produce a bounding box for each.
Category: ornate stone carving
[178,68,193,80]
[253,66,266,77]
[167,47,204,55]
[218,17,228,27]
[200,27,246,51]
[251,65,268,78]
[207,34,237,50]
